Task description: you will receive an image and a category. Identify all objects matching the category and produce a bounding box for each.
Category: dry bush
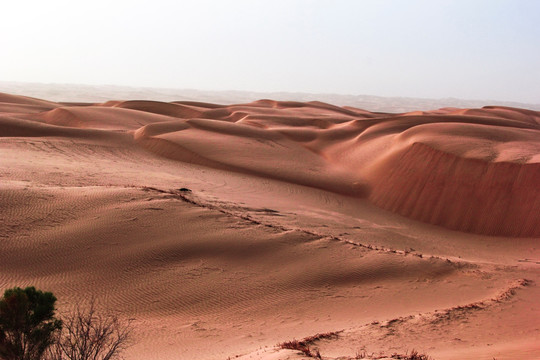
[280,338,318,358]
[279,332,340,358]
[389,350,432,360]
[48,301,131,360]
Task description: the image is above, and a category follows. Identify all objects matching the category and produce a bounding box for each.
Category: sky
[1,0,539,103]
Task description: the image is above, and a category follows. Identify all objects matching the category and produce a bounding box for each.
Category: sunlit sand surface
[1,92,538,359]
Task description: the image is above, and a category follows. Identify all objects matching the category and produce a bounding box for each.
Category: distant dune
[1,91,538,360]
[2,81,540,112]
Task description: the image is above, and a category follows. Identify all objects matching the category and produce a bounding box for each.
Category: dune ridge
[1,92,539,236]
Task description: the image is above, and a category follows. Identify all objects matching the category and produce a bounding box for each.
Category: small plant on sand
[279,332,433,360]
[279,332,340,358]
[389,349,432,360]
[280,338,320,358]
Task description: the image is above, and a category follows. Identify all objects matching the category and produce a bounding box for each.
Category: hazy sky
[2,0,539,103]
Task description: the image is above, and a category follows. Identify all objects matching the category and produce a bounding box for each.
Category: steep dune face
[368,142,540,236]
[352,118,540,236]
[1,92,539,236]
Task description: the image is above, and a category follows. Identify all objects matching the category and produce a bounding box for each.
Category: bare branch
[49,301,132,360]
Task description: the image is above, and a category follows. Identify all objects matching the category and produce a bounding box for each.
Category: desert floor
[0,92,539,359]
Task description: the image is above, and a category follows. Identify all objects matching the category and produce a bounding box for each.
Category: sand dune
[3,92,540,233]
[1,92,539,359]
[0,92,60,108]
[2,92,539,235]
[37,106,177,130]
[100,97,540,236]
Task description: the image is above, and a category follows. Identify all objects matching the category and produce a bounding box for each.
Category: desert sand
[0,92,539,359]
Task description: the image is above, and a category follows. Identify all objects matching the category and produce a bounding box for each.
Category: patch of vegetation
[0,287,62,360]
[279,332,433,359]
[279,331,340,358]
[0,287,131,360]
[49,300,131,360]
[387,350,433,360]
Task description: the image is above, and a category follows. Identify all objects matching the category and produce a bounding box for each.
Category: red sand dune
[1,92,539,360]
[1,93,539,236]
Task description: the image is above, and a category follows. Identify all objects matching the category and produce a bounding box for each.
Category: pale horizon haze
[1,0,539,103]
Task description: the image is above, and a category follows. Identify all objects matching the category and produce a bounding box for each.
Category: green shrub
[0,287,62,360]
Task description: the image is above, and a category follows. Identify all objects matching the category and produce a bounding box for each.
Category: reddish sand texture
[0,92,539,359]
